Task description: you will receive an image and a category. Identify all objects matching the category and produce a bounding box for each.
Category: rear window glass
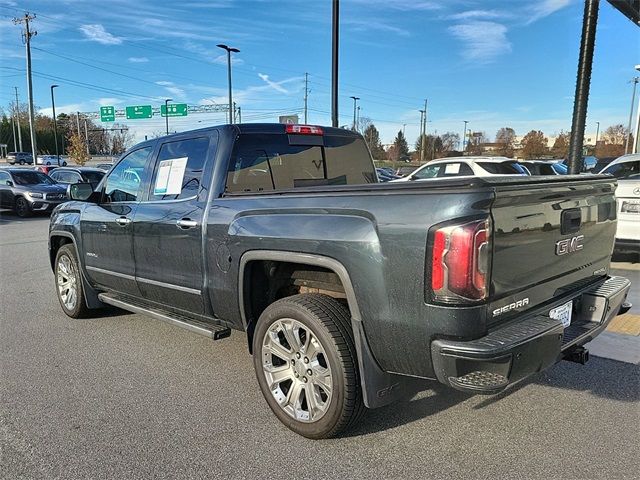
[82,171,105,184]
[603,161,639,179]
[12,171,55,185]
[478,161,526,175]
[225,134,376,193]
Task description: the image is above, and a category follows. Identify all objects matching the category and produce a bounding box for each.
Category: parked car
[35,165,59,175]
[520,160,567,175]
[599,153,640,254]
[561,155,598,173]
[50,123,630,439]
[395,165,419,177]
[6,152,34,165]
[95,163,115,171]
[0,168,67,217]
[48,167,106,189]
[393,156,529,182]
[37,155,67,166]
[376,167,400,182]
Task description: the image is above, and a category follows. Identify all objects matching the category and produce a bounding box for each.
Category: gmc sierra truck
[49,123,631,439]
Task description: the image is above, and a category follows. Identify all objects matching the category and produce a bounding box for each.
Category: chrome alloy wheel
[261,318,333,423]
[57,254,78,311]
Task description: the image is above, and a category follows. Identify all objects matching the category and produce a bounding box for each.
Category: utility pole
[10,115,17,152]
[13,13,37,161]
[238,106,242,123]
[356,106,360,132]
[595,121,600,151]
[350,96,359,131]
[419,110,425,163]
[84,120,90,156]
[51,84,59,160]
[13,87,23,152]
[625,77,638,154]
[76,112,81,135]
[462,120,469,153]
[420,98,428,163]
[331,0,339,127]
[303,72,309,124]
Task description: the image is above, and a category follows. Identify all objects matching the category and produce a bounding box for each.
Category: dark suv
[7,152,34,165]
[49,167,105,190]
[0,168,67,217]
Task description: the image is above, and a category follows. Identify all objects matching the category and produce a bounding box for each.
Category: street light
[50,84,59,161]
[217,44,240,124]
[625,77,638,153]
[595,121,600,146]
[634,65,640,154]
[462,120,469,153]
[164,98,172,135]
[350,96,359,131]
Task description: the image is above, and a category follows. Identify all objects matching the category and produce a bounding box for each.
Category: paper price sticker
[154,157,188,196]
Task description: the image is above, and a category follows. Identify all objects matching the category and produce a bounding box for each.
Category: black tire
[19,159,25,165]
[14,197,32,218]
[252,294,365,439]
[54,244,90,318]
[62,161,67,166]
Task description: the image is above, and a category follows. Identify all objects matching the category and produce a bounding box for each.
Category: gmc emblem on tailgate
[555,235,584,256]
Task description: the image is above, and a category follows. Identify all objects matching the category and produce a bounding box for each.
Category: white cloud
[448,21,512,63]
[212,53,244,66]
[526,0,572,24]
[128,57,149,63]
[344,19,410,37]
[350,0,442,11]
[257,74,290,94]
[449,10,511,21]
[78,24,123,45]
[156,81,186,99]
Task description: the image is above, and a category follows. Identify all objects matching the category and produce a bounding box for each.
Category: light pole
[331,0,339,127]
[50,84,59,160]
[350,96,359,131]
[402,123,407,136]
[595,121,600,147]
[164,98,172,135]
[462,120,469,153]
[625,77,638,153]
[217,44,240,124]
[634,65,640,154]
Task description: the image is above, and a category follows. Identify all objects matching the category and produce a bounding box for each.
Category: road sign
[100,106,115,122]
[279,115,299,124]
[126,105,152,119]
[161,103,188,117]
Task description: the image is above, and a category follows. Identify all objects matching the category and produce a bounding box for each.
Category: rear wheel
[55,244,90,318]
[253,294,364,439]
[14,197,32,218]
[19,159,25,165]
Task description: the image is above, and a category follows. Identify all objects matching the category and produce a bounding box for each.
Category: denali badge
[555,235,584,256]
[493,298,530,317]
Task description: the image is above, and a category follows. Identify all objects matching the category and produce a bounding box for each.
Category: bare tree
[495,127,516,157]
[109,124,134,155]
[551,131,570,159]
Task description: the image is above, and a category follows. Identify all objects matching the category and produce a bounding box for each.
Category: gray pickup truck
[49,123,631,438]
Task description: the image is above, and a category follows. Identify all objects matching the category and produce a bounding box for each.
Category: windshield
[82,171,105,184]
[12,171,56,186]
[602,161,639,179]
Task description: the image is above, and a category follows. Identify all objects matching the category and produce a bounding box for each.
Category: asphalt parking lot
[1,213,639,480]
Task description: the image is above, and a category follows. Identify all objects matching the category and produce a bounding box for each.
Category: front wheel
[19,159,25,165]
[14,197,32,218]
[253,294,365,439]
[55,244,90,318]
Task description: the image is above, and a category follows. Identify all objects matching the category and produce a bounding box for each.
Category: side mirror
[5,180,13,187]
[67,182,93,201]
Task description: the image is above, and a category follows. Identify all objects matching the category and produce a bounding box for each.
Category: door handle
[115,217,131,226]
[176,218,198,229]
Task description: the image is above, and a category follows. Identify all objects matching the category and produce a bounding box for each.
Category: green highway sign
[100,106,115,122]
[126,105,152,119]
[161,103,188,117]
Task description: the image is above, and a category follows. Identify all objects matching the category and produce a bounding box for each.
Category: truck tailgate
[488,176,617,324]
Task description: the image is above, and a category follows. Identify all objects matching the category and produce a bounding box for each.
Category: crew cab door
[132,133,217,316]
[81,146,153,294]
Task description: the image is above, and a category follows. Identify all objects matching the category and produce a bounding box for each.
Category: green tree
[520,130,548,159]
[393,129,410,162]
[363,123,385,160]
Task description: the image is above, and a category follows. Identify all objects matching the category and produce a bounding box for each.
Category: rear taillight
[285,124,323,135]
[430,218,491,303]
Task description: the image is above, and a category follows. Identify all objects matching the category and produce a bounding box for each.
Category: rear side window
[438,162,474,177]
[225,134,376,193]
[478,161,526,175]
[149,136,210,201]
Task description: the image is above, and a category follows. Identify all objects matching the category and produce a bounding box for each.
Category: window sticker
[154,157,188,195]
[444,163,461,174]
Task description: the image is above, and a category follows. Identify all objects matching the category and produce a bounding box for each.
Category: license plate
[550,300,573,328]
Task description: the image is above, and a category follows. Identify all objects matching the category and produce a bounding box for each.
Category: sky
[0,0,638,145]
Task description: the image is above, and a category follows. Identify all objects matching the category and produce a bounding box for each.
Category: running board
[98,292,231,340]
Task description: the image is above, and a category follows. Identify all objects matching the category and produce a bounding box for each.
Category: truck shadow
[346,356,639,436]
